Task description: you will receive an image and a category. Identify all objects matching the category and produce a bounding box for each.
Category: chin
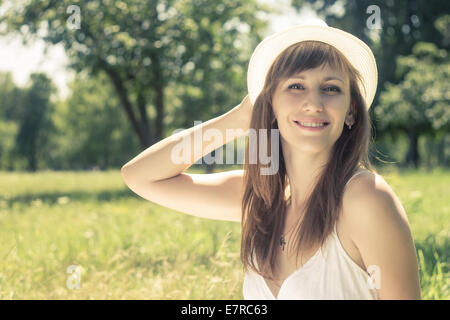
[290,140,328,153]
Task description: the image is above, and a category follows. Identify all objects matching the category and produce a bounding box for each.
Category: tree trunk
[404,130,420,168]
[151,52,165,145]
[28,139,37,172]
[205,150,216,173]
[101,60,152,149]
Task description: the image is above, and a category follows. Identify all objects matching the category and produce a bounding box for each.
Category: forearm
[121,101,251,182]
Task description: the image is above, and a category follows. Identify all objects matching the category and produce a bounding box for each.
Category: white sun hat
[247,18,378,110]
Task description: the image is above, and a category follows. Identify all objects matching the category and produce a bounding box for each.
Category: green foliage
[0,72,25,121]
[0,168,448,299]
[12,73,56,171]
[0,72,25,170]
[0,120,19,170]
[376,42,449,133]
[46,72,141,170]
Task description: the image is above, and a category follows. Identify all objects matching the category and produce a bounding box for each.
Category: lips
[293,120,330,131]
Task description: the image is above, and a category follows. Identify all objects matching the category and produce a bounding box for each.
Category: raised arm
[121,95,252,182]
[120,95,253,222]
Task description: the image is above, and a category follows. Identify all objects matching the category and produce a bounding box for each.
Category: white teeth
[298,122,326,127]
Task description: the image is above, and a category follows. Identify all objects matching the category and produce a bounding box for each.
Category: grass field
[0,166,448,299]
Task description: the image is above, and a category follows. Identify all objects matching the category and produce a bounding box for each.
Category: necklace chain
[280,221,298,251]
[280,198,304,251]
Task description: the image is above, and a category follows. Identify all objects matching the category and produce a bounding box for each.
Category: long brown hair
[240,40,376,281]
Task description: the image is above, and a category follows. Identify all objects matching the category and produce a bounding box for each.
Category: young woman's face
[272,63,354,154]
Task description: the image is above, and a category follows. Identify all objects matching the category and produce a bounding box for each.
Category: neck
[281,140,331,211]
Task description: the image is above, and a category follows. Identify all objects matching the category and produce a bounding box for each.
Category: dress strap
[345,169,368,187]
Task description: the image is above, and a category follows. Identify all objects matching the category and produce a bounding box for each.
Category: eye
[288,84,341,93]
[324,86,341,93]
[288,83,304,90]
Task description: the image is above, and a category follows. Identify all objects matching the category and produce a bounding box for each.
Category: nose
[302,90,324,112]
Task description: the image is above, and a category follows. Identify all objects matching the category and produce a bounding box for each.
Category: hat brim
[247,25,378,109]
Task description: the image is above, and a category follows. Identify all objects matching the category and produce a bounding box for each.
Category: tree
[14,73,56,171]
[0,72,26,170]
[375,41,449,167]
[0,71,25,121]
[47,71,141,170]
[1,0,270,152]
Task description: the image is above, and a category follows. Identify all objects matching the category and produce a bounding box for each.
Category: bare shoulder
[340,170,421,299]
[342,170,409,225]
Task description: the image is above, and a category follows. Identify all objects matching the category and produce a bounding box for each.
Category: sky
[0,0,320,100]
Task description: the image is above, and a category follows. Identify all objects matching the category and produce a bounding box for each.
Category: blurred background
[0,0,448,299]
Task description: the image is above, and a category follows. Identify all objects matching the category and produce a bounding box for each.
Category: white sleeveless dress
[242,169,379,300]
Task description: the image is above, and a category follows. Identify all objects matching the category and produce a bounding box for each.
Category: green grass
[0,166,448,299]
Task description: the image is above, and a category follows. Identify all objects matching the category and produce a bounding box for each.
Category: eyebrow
[288,75,345,83]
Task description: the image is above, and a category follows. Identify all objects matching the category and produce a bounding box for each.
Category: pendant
[280,235,286,251]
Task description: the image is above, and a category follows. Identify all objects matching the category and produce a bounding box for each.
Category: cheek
[283,94,302,104]
[327,112,347,132]
[324,94,348,106]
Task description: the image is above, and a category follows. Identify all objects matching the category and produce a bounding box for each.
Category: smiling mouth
[293,120,330,128]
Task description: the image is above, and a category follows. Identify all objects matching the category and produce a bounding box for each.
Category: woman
[121,20,421,300]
